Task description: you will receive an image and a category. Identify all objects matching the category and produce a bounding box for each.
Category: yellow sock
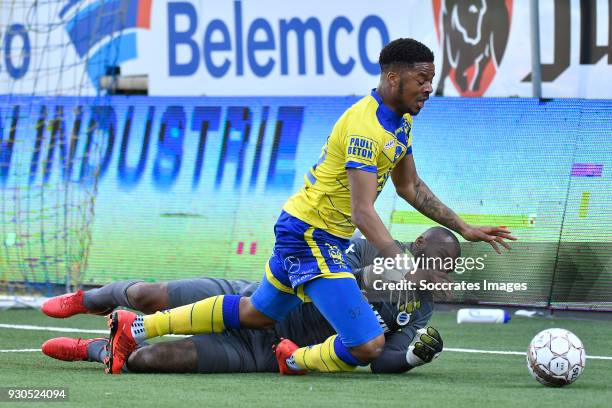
[292,335,357,373]
[143,295,227,339]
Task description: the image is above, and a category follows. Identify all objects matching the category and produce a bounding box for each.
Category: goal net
[0,0,125,307]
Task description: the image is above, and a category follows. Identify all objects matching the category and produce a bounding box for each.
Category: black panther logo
[433,0,512,96]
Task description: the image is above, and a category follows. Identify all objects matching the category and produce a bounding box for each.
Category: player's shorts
[268,210,355,288]
[250,210,383,348]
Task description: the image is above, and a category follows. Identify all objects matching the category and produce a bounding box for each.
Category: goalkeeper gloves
[405,326,443,367]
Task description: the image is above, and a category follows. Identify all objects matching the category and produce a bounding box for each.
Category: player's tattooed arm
[410,177,465,233]
[392,154,517,253]
[391,154,467,234]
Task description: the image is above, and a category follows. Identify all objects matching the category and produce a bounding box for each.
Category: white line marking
[0,323,107,334]
[0,349,40,353]
[446,347,526,356]
[2,323,611,360]
[0,323,187,337]
[446,347,612,360]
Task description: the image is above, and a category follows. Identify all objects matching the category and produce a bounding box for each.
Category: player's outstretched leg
[41,280,143,318]
[41,290,107,318]
[42,337,108,362]
[278,334,372,374]
[116,294,243,340]
[104,295,250,373]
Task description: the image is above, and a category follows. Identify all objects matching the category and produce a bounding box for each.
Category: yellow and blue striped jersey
[283,89,413,238]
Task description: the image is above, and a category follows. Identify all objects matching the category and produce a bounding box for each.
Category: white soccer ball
[526,328,586,387]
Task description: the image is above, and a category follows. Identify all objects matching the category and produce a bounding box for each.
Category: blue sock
[222,295,241,329]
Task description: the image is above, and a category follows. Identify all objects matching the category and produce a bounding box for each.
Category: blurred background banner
[1,0,611,97]
[0,1,610,311]
[1,95,610,309]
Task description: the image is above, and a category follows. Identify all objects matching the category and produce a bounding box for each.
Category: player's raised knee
[239,297,277,329]
[126,283,168,313]
[350,334,385,362]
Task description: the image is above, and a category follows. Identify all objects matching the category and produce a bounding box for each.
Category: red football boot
[41,337,107,361]
[105,310,138,374]
[41,290,109,318]
[273,338,307,375]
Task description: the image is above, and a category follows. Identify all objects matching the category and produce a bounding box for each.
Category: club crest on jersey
[325,243,346,267]
[384,139,395,150]
[396,311,411,326]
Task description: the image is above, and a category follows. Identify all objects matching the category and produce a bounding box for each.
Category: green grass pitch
[1,309,611,408]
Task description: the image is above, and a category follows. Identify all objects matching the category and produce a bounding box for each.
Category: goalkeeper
[41,227,459,374]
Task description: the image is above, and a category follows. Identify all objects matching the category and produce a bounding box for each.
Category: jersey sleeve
[406,128,413,155]
[403,114,414,155]
[344,130,381,173]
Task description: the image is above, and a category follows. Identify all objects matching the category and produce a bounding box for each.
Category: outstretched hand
[461,225,518,254]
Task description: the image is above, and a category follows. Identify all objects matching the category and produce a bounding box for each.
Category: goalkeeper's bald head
[407,227,461,271]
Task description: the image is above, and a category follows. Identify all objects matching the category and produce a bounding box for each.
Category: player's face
[396,63,435,116]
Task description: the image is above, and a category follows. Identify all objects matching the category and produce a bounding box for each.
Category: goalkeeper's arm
[369,310,442,374]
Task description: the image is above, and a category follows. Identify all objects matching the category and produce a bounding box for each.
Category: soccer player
[103,38,516,374]
[41,227,457,374]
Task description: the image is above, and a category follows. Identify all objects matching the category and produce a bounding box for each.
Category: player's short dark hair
[379,38,434,72]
